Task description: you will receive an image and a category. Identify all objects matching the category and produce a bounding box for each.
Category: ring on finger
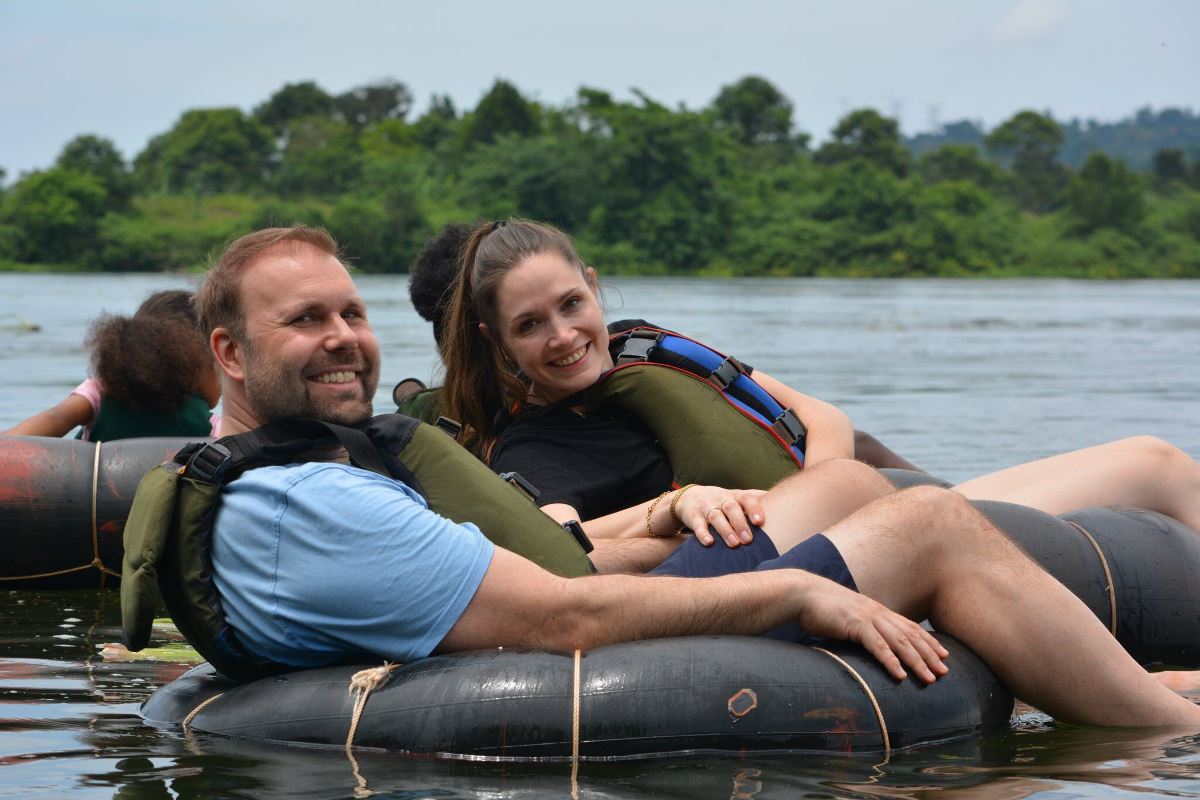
[707,507,722,518]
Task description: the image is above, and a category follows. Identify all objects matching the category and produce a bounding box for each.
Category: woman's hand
[672,485,767,548]
[796,575,950,683]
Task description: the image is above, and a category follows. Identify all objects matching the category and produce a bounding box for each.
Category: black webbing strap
[178,417,393,486]
[316,420,393,478]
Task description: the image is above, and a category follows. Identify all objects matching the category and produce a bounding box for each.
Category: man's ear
[210,328,246,383]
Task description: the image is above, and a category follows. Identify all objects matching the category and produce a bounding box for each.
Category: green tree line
[908,107,1200,172]
[3,76,1199,278]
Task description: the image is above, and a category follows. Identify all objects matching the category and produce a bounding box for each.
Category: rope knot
[348,661,400,699]
[345,661,403,755]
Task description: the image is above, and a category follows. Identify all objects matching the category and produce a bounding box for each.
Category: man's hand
[674,485,766,547]
[796,575,949,683]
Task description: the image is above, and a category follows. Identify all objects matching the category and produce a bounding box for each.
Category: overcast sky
[2,0,1197,181]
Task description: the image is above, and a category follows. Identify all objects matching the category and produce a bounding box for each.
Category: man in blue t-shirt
[196,224,1200,729]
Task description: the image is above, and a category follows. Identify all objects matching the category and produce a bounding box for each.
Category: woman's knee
[1118,435,1198,478]
[799,457,890,490]
[760,459,893,544]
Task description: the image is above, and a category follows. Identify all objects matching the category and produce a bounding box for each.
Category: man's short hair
[197,226,341,340]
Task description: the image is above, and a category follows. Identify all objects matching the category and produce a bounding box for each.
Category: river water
[2,273,1200,798]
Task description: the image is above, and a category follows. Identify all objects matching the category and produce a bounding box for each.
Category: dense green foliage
[909,107,1200,171]
[3,77,1199,277]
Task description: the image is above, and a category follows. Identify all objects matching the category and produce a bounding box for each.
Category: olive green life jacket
[120,414,593,683]
[605,327,807,466]
[394,386,443,425]
[403,363,803,491]
[581,363,803,491]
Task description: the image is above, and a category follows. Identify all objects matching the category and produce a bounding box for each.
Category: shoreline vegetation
[2,77,1199,278]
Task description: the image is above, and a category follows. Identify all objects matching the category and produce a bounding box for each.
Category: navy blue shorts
[650,527,857,644]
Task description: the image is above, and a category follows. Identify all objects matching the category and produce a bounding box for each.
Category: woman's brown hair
[441,218,589,453]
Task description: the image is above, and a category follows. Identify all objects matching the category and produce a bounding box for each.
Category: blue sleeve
[214,463,494,667]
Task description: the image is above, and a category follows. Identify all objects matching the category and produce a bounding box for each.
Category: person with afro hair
[409,221,475,350]
[4,289,221,441]
[394,222,476,420]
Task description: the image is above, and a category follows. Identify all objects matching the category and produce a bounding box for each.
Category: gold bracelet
[645,491,672,537]
[668,484,697,522]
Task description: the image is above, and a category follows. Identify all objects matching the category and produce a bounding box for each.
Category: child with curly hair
[4,290,220,441]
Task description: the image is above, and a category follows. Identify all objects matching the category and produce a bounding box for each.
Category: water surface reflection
[3,275,1200,797]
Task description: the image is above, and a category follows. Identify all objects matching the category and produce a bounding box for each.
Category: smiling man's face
[221,242,380,428]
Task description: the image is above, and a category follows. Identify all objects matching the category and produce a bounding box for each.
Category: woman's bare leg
[954,436,1200,532]
[826,485,1200,727]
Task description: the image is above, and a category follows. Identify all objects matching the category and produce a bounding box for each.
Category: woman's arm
[751,371,855,466]
[538,501,687,572]
[3,393,95,437]
[540,500,649,539]
[541,484,766,548]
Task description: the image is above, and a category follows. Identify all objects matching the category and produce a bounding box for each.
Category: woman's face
[487,251,612,404]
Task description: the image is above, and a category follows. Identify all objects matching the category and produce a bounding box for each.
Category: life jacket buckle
[771,409,807,446]
[562,519,595,554]
[498,471,541,503]
[181,442,234,484]
[434,416,464,440]
[707,356,745,390]
[615,329,663,365]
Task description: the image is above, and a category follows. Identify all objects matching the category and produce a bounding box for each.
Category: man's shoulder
[221,461,432,530]
[229,461,406,495]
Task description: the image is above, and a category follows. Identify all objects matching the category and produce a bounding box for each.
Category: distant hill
[906,107,1200,170]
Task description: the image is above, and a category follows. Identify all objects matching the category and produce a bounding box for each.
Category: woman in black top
[442,219,1200,547]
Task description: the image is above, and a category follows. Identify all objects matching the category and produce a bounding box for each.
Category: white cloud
[995,0,1067,41]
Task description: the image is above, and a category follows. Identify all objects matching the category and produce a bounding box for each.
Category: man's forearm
[443,547,943,685]
[442,548,818,654]
[551,568,814,650]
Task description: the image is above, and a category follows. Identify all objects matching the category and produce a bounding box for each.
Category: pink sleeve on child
[209,411,222,438]
[71,379,102,415]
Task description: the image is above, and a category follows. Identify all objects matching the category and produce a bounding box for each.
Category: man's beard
[241,342,379,427]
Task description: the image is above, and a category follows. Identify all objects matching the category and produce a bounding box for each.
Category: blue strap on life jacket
[608,327,807,465]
